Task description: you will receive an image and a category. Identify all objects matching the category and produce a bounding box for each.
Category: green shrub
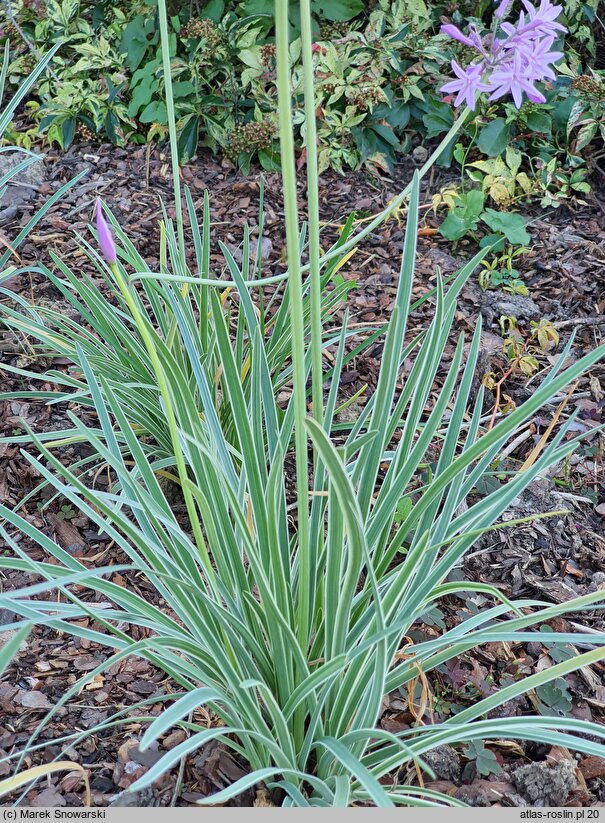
[0,0,602,185]
[1,0,605,807]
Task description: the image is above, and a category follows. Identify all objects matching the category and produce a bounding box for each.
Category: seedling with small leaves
[483,317,561,428]
[463,740,503,778]
[479,245,529,295]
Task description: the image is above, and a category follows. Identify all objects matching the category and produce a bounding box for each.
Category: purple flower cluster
[440,0,565,109]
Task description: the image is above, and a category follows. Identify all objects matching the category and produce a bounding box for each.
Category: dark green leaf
[104,111,120,144]
[439,189,485,241]
[439,211,476,241]
[140,100,168,124]
[177,115,199,164]
[352,126,377,163]
[128,77,158,117]
[394,497,413,524]
[62,117,76,148]
[120,16,155,71]
[370,123,401,148]
[378,101,410,131]
[258,148,281,172]
[461,189,485,219]
[422,98,454,139]
[476,118,511,156]
[172,82,195,99]
[536,679,572,716]
[238,152,251,176]
[418,605,446,631]
[464,741,502,777]
[479,233,506,252]
[480,209,530,246]
[200,0,225,21]
[312,0,364,21]
[525,111,552,134]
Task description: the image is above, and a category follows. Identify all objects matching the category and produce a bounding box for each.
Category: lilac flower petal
[441,0,564,109]
[518,76,547,100]
[525,87,547,102]
[441,60,490,110]
[95,198,117,265]
[488,85,507,101]
[441,78,464,93]
[501,21,518,35]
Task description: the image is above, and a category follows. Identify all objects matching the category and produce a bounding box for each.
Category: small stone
[20,690,52,709]
[422,745,462,782]
[412,145,429,164]
[163,729,187,749]
[590,571,605,590]
[109,788,162,807]
[512,759,577,806]
[0,151,46,188]
[31,787,66,807]
[0,609,15,626]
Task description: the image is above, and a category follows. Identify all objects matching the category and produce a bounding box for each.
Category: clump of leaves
[436,187,531,250]
[482,317,561,424]
[4,175,605,807]
[479,245,528,295]
[566,69,605,155]
[467,148,536,208]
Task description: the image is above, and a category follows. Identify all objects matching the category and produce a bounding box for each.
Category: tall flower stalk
[95,200,212,574]
[157,0,185,266]
[300,0,323,425]
[274,0,311,647]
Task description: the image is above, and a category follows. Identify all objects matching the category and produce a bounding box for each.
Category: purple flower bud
[467,24,486,49]
[440,23,478,49]
[495,0,511,18]
[95,197,117,265]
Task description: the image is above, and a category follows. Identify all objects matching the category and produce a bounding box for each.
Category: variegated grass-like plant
[1,0,605,807]
[0,180,360,477]
[0,43,85,296]
[0,41,93,803]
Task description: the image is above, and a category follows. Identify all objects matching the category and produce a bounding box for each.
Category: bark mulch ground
[0,139,604,807]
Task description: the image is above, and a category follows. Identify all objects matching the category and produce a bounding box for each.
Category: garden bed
[1,140,604,806]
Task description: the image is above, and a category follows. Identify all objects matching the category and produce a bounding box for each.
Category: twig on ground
[497,424,533,462]
[520,383,577,471]
[552,316,604,329]
[170,710,194,806]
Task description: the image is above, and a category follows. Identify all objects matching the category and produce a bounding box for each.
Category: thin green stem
[157,0,190,356]
[109,263,211,575]
[300,0,322,425]
[130,107,472,293]
[157,0,185,267]
[317,107,472,267]
[275,0,311,650]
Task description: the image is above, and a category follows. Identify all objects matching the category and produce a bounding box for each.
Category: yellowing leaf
[488,181,513,206]
[0,762,90,806]
[469,157,509,177]
[332,247,357,274]
[505,146,522,175]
